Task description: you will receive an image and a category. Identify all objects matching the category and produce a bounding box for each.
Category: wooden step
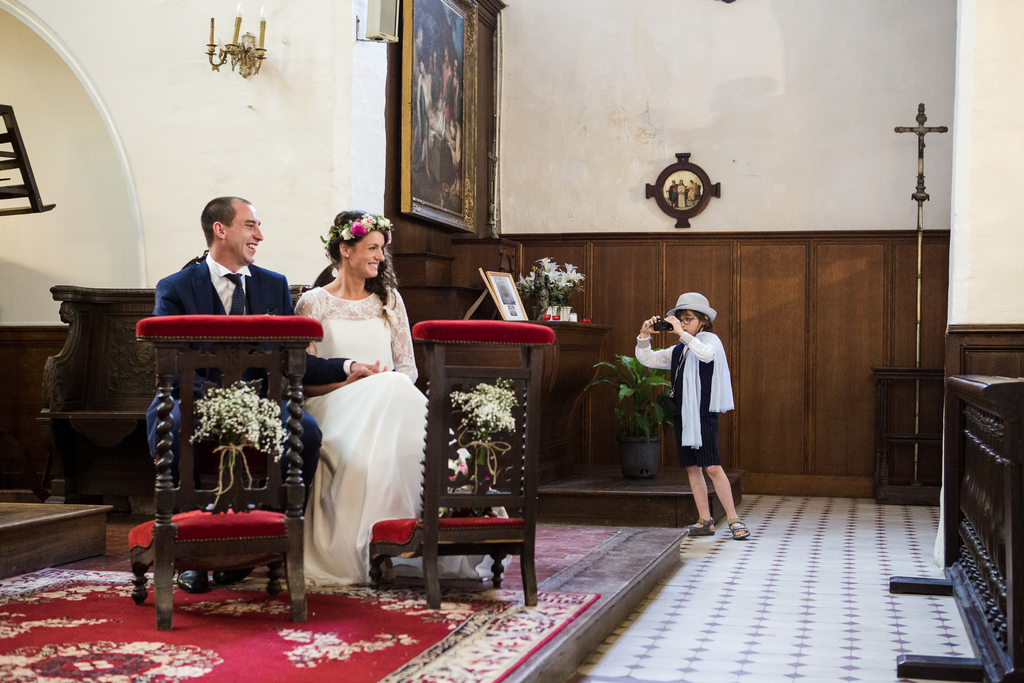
[538,465,745,528]
[0,503,112,579]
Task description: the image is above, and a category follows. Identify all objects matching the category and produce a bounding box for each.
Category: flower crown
[321,214,393,247]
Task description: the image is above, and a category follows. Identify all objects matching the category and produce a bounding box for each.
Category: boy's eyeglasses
[679,316,698,325]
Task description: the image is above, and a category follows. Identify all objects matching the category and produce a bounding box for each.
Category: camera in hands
[651,317,673,331]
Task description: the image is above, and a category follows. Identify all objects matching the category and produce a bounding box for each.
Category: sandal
[727,518,751,540]
[687,517,715,536]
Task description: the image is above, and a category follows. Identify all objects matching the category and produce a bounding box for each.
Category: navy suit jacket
[154,261,348,385]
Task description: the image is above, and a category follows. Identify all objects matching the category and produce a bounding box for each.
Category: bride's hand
[350,360,386,376]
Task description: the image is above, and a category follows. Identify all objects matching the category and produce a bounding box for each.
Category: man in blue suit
[147,196,377,593]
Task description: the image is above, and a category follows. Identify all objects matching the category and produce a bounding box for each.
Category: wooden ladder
[0,104,56,217]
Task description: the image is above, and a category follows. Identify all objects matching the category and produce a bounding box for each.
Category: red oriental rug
[0,569,598,683]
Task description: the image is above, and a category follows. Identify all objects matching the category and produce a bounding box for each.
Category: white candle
[232,2,243,44]
[259,6,267,48]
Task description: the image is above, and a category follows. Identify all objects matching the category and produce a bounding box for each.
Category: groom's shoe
[176,571,210,594]
[212,568,253,586]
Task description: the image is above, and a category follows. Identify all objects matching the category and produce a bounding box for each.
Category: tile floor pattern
[574,495,975,683]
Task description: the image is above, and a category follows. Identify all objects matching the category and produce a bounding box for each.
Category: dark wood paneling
[0,326,67,490]
[519,242,590,317]
[587,243,662,467]
[947,326,1024,378]
[813,242,885,477]
[738,242,807,476]
[511,231,950,495]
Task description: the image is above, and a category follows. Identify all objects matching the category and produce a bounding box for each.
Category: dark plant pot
[618,435,660,479]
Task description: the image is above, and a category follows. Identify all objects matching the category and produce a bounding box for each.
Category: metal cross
[895,103,948,207]
[894,103,947,487]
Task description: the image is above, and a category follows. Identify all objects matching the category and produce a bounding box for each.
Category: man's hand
[304,361,386,397]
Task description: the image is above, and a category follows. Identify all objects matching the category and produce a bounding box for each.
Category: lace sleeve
[294,289,321,358]
[389,290,418,382]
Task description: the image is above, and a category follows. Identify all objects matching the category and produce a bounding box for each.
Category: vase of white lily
[516,258,586,321]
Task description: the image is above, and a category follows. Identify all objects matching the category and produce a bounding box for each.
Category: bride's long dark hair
[325,210,399,314]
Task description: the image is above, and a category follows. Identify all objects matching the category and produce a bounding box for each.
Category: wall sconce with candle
[207,4,267,78]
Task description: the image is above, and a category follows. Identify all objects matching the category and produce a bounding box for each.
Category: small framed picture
[480,269,528,322]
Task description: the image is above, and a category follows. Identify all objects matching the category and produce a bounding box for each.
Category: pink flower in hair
[350,222,368,237]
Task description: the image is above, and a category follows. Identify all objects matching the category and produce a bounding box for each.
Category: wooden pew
[893,375,1024,683]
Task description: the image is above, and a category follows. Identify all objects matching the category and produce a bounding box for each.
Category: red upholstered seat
[412,319,554,345]
[371,517,526,546]
[136,315,323,341]
[129,509,286,549]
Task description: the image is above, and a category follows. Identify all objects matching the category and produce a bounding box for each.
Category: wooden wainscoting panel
[519,242,591,316]
[813,241,885,477]
[947,326,1024,378]
[506,231,950,496]
[742,473,873,498]
[737,242,808,476]
[0,326,68,491]
[587,242,663,467]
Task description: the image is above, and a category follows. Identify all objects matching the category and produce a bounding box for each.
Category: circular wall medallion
[645,153,721,228]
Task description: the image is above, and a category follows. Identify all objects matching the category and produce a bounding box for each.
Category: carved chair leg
[424,545,441,609]
[285,553,306,622]
[369,555,385,588]
[131,566,149,605]
[520,544,538,607]
[267,562,283,597]
[154,560,174,631]
[490,551,508,589]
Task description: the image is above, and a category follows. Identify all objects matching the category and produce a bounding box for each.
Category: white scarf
[677,331,734,449]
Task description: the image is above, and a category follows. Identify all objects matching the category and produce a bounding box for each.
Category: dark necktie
[224,273,246,315]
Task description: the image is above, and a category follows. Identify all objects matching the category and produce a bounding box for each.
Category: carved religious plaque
[646,153,721,228]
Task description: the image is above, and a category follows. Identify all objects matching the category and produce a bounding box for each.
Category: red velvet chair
[368,320,555,608]
[128,315,322,630]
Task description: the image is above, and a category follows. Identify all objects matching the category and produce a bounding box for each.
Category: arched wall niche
[0,2,143,324]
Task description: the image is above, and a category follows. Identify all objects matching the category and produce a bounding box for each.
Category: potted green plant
[589,354,673,479]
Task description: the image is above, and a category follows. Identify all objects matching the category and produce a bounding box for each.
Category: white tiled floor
[575,495,974,683]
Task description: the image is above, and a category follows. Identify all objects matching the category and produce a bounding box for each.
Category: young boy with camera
[636,292,750,540]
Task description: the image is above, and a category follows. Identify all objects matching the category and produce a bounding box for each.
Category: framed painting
[481,269,528,322]
[401,0,477,232]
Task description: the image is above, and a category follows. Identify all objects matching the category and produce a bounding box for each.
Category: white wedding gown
[296,287,492,586]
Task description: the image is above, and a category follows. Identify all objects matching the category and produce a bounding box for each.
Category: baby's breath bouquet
[190,380,287,500]
[448,378,518,498]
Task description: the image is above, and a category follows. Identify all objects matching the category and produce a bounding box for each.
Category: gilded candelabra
[207,5,267,79]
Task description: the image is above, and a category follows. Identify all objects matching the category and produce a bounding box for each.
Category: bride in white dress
[296,211,490,586]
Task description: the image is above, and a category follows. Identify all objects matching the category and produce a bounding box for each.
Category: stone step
[538,466,745,527]
[0,503,111,579]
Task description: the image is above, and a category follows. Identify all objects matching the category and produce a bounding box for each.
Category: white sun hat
[666,292,716,321]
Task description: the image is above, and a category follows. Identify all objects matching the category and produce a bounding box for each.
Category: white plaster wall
[0,0,388,324]
[0,8,139,323]
[948,0,1024,324]
[499,0,957,234]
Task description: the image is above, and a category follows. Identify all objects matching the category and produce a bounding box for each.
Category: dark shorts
[674,413,720,468]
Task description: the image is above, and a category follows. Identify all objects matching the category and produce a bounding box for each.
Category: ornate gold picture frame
[401,0,477,232]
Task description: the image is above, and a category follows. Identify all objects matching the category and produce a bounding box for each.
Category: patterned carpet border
[0,569,598,683]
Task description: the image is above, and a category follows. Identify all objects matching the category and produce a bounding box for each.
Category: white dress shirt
[205,253,251,315]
